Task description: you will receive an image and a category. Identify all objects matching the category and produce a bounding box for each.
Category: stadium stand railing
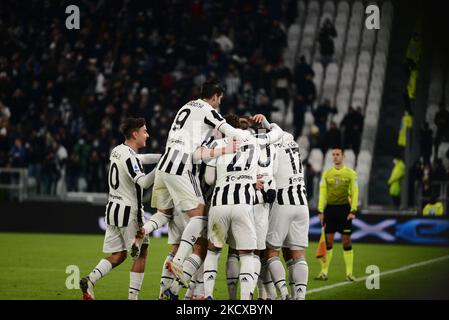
[0,168,28,201]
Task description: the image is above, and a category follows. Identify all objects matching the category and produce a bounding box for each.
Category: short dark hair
[332,146,344,153]
[201,80,225,99]
[120,117,146,139]
[224,114,240,129]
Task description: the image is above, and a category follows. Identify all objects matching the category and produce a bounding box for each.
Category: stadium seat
[344,149,356,169]
[336,88,351,113]
[438,142,449,168]
[426,104,439,132]
[287,24,301,47]
[331,112,345,126]
[323,149,333,169]
[351,87,367,108]
[361,28,377,52]
[271,99,286,126]
[322,0,335,16]
[297,135,310,160]
[357,150,373,167]
[308,0,320,15]
[381,2,394,21]
[297,0,306,23]
[337,1,350,16]
[309,148,324,173]
[352,1,364,16]
[358,50,372,67]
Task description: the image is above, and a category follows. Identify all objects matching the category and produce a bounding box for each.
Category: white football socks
[159,252,175,298]
[226,253,239,300]
[267,256,289,299]
[239,253,255,300]
[173,216,207,265]
[88,259,112,285]
[143,211,171,234]
[292,257,308,300]
[128,272,144,300]
[203,249,220,299]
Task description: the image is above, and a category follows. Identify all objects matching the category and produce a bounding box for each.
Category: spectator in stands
[293,73,316,140]
[86,150,106,193]
[434,103,449,162]
[224,64,241,103]
[9,138,26,168]
[272,59,292,110]
[421,162,432,205]
[404,31,422,100]
[422,194,445,216]
[341,106,364,156]
[388,156,405,209]
[66,153,81,192]
[397,105,413,157]
[322,121,342,154]
[318,18,337,69]
[431,159,449,182]
[55,140,68,196]
[41,147,59,195]
[254,88,275,122]
[408,160,423,207]
[305,161,316,201]
[294,55,315,85]
[313,98,337,138]
[420,121,433,165]
[0,101,11,124]
[25,132,45,194]
[0,1,298,195]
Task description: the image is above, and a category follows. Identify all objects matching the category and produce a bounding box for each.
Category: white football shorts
[151,170,205,212]
[266,203,309,250]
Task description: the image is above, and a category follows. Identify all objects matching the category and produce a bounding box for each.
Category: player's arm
[203,107,247,141]
[251,114,284,144]
[349,170,359,217]
[135,168,156,189]
[204,166,216,185]
[192,138,239,161]
[125,155,155,189]
[136,153,162,165]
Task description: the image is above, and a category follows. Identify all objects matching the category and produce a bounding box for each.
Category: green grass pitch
[1,232,449,300]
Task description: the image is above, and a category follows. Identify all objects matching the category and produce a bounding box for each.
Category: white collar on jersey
[122,143,137,154]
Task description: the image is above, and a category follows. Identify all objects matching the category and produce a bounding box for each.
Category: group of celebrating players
[79,80,312,300]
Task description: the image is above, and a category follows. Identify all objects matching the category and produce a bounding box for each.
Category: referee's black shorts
[323,204,352,235]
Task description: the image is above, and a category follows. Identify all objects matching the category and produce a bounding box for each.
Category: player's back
[209,131,260,206]
[106,144,145,226]
[274,133,307,206]
[158,99,226,176]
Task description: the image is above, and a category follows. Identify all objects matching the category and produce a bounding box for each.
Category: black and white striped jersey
[207,131,261,206]
[158,99,226,176]
[254,140,278,205]
[274,134,308,206]
[105,144,145,227]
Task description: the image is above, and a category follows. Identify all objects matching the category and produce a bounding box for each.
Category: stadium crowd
[0,0,364,195]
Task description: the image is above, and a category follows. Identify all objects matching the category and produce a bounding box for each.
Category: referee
[315,147,358,282]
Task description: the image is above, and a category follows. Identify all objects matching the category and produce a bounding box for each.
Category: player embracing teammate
[81,80,310,300]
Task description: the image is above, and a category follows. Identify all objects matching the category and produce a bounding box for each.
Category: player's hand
[135,227,145,239]
[347,213,356,220]
[256,177,264,190]
[319,213,324,226]
[251,114,266,123]
[264,189,276,203]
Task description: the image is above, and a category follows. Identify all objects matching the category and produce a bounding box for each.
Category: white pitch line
[307,254,449,294]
